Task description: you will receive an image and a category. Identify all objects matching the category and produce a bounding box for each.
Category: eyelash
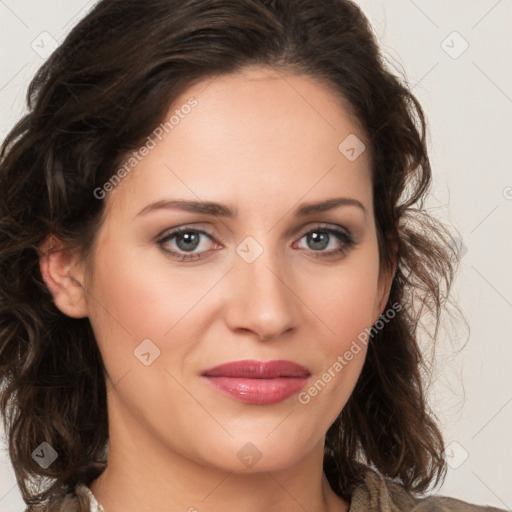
[156,224,356,262]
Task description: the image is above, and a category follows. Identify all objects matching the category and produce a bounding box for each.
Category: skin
[40,66,394,512]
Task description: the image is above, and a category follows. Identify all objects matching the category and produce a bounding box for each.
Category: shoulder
[349,468,506,512]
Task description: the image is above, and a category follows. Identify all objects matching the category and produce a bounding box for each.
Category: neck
[89,400,348,512]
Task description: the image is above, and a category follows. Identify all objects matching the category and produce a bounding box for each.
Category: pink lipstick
[201,360,310,405]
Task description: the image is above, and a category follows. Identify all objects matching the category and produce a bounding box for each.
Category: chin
[191,432,318,474]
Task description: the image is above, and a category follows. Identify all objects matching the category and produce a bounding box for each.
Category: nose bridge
[226,236,296,340]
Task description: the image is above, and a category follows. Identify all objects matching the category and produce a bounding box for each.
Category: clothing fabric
[80,486,104,512]
[26,469,507,511]
[348,470,506,511]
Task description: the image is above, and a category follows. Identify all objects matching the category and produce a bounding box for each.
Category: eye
[294,225,356,258]
[157,227,219,262]
[156,224,356,262]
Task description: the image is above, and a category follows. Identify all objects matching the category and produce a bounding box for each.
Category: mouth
[200,360,311,405]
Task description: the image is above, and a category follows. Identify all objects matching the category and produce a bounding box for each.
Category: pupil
[308,231,328,250]
[177,232,200,252]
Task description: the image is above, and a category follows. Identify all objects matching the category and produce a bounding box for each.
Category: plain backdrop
[1,1,511,510]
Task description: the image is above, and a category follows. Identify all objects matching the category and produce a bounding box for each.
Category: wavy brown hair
[0,0,460,509]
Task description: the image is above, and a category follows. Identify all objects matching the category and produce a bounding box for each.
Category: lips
[201,360,310,405]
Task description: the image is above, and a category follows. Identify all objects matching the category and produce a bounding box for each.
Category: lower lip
[203,376,309,405]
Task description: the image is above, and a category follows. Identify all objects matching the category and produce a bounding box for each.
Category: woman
[0,0,505,511]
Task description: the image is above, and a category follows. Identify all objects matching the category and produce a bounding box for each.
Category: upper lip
[201,360,310,378]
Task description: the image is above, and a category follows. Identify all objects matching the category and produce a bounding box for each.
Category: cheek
[296,284,373,427]
[87,230,211,329]
[84,247,208,436]
[83,235,238,402]
[291,249,381,412]
[303,251,381,349]
[84,238,188,375]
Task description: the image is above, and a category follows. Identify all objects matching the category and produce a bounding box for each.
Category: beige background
[1,1,511,510]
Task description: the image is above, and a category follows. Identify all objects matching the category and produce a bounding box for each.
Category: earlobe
[39,236,89,318]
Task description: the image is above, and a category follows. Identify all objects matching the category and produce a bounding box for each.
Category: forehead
[105,66,372,220]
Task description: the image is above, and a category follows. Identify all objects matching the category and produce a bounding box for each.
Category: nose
[224,248,297,341]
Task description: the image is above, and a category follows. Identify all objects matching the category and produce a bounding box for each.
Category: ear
[39,236,89,318]
[372,257,397,324]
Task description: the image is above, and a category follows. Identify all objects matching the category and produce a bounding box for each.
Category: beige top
[81,485,105,512]
[28,470,507,511]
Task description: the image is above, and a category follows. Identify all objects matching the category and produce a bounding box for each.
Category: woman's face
[74,66,393,472]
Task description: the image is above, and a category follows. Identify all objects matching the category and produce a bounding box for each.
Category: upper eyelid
[157,223,351,241]
[157,226,215,243]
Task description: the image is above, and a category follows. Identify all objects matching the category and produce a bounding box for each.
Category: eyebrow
[136,197,367,218]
